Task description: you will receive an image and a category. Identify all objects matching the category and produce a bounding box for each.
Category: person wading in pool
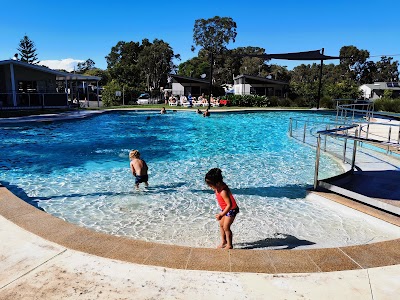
[205,168,239,249]
[129,150,149,190]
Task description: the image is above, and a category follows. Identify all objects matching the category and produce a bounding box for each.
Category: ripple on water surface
[1,111,399,249]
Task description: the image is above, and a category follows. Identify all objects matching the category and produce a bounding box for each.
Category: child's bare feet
[217,243,227,249]
[225,245,233,249]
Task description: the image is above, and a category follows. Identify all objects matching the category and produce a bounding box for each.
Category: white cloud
[40,58,84,72]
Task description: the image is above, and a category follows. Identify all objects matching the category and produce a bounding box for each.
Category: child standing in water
[129,150,149,190]
[205,168,239,249]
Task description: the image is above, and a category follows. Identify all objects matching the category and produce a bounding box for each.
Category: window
[18,81,37,92]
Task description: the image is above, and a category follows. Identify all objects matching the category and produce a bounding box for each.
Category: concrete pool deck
[1,109,400,299]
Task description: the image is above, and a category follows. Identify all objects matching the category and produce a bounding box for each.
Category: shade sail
[240,50,340,61]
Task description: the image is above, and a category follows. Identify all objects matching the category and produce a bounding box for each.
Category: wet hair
[205,168,223,186]
[129,150,140,159]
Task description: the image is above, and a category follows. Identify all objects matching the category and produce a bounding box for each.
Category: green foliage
[83,68,110,86]
[374,98,400,113]
[192,16,237,54]
[383,89,393,99]
[102,81,142,107]
[105,41,142,87]
[323,80,361,100]
[17,35,39,64]
[290,97,310,107]
[289,63,320,105]
[137,39,180,91]
[105,39,178,92]
[375,56,399,82]
[101,81,121,107]
[178,57,210,78]
[221,95,296,107]
[77,59,95,73]
[339,45,370,83]
[319,96,335,109]
[224,94,291,107]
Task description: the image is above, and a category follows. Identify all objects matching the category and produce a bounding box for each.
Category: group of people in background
[163,91,220,108]
[161,106,210,117]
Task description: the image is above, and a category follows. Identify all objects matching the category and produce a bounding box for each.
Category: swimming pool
[1,110,399,249]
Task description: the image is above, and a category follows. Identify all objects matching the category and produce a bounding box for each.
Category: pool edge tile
[229,249,275,273]
[143,244,192,269]
[186,248,230,272]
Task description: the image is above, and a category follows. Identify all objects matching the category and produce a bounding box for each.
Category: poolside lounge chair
[168,96,178,106]
[192,97,202,107]
[180,95,190,107]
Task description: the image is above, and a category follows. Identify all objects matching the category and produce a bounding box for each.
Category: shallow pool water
[1,110,399,249]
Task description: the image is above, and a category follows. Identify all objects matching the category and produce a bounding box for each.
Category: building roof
[0,60,101,81]
[233,74,288,85]
[360,82,400,91]
[169,74,209,84]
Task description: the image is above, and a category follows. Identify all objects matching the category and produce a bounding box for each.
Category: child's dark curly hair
[205,168,223,185]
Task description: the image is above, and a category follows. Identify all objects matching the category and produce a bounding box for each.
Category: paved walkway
[1,215,399,300]
[1,109,400,299]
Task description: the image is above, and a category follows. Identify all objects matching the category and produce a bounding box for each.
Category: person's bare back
[129,150,149,190]
[130,158,148,176]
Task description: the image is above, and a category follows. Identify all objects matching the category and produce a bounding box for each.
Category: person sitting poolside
[210,95,219,106]
[180,95,188,106]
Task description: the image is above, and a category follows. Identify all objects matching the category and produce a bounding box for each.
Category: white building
[359,82,400,100]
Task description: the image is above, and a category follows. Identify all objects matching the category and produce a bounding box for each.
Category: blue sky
[1,0,399,71]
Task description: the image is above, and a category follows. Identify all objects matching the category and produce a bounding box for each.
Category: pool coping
[1,108,400,274]
[1,185,399,274]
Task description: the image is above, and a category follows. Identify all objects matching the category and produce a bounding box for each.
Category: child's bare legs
[217,218,227,248]
[217,216,236,249]
[223,216,235,249]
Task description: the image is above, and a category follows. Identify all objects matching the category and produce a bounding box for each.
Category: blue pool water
[1,110,399,249]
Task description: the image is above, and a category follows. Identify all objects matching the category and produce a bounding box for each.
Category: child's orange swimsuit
[216,186,239,217]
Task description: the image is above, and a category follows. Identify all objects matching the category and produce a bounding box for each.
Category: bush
[102,82,142,107]
[291,97,310,107]
[268,96,279,107]
[374,98,400,113]
[101,81,121,107]
[278,98,292,107]
[320,96,335,109]
[223,94,292,107]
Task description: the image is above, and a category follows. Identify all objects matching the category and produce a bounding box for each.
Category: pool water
[1,110,399,249]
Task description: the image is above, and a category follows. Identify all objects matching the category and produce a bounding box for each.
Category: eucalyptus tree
[77,58,95,73]
[266,64,291,82]
[17,35,39,64]
[105,41,143,87]
[84,68,110,86]
[290,63,321,106]
[339,46,370,83]
[177,56,210,79]
[375,56,399,82]
[137,39,180,92]
[192,16,237,107]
